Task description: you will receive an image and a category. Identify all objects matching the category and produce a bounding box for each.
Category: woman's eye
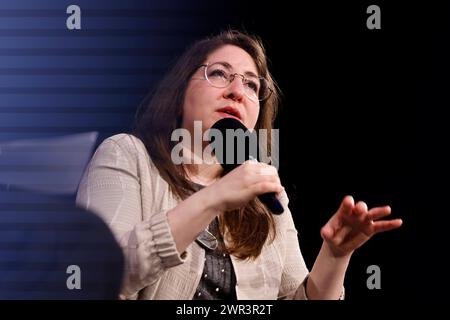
[245,81,259,93]
[209,69,227,78]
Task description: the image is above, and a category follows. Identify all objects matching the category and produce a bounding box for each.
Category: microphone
[210,118,284,215]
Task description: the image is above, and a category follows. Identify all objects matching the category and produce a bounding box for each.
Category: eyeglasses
[196,62,273,102]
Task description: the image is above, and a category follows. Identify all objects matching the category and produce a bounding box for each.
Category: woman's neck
[185,162,222,186]
[183,145,222,186]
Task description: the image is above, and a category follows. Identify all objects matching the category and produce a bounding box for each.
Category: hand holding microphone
[207,118,284,215]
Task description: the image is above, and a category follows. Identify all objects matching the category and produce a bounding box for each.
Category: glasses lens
[255,77,272,101]
[205,63,229,88]
[242,75,260,101]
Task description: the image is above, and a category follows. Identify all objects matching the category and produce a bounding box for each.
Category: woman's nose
[223,76,245,101]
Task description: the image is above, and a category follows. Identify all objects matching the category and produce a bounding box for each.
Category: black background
[221,1,448,302]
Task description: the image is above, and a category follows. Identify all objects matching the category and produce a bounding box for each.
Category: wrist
[321,241,353,261]
[196,185,224,217]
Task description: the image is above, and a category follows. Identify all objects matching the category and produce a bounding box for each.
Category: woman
[76,30,402,300]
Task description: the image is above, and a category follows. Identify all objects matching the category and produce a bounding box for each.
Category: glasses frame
[197,62,273,102]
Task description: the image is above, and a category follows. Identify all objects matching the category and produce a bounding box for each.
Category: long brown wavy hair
[132,30,281,260]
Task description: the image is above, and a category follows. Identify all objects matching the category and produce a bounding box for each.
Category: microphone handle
[258,192,284,215]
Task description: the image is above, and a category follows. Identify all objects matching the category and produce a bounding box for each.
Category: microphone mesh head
[210,118,259,172]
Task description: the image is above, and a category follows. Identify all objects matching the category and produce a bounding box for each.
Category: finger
[322,224,353,246]
[255,162,278,176]
[258,166,278,176]
[337,195,355,217]
[253,181,284,195]
[354,201,368,217]
[322,196,355,243]
[372,219,403,234]
[275,187,286,199]
[366,206,391,221]
[244,161,278,176]
[250,171,281,186]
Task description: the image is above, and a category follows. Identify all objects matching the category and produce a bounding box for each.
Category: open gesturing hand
[320,196,403,258]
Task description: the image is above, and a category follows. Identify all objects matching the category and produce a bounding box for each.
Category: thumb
[320,225,334,241]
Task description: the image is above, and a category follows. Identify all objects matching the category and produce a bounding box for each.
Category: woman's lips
[216,111,241,121]
[216,106,242,121]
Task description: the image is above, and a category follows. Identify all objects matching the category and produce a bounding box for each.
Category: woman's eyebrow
[214,61,259,78]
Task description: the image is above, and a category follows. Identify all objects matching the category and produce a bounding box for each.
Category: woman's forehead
[206,45,258,75]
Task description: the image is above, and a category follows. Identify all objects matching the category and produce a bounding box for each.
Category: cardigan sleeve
[76,135,186,298]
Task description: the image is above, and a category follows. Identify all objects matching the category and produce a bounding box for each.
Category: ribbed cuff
[149,210,187,268]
